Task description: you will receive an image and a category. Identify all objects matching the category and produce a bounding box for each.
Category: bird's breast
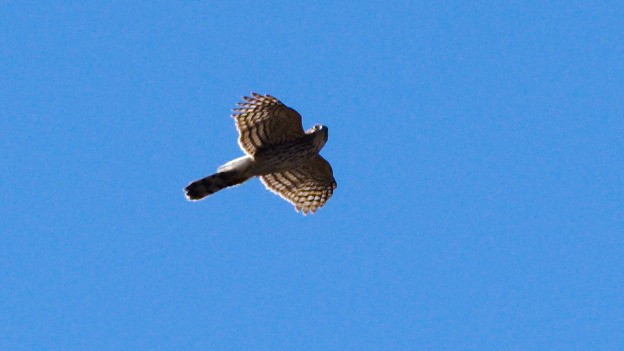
[252,139,319,175]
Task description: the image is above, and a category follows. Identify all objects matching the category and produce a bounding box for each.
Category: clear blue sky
[1,1,623,350]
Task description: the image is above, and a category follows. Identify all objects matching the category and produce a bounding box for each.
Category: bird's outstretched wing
[260,155,337,214]
[232,93,305,156]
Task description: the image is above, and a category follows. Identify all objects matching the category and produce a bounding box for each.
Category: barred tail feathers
[184,170,249,200]
[184,156,254,201]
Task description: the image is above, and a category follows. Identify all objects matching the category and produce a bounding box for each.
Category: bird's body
[184,93,336,214]
[252,133,322,173]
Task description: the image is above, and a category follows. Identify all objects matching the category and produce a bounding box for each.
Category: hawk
[184,93,337,214]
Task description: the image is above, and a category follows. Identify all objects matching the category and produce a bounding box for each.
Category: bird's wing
[232,93,305,156]
[260,155,337,214]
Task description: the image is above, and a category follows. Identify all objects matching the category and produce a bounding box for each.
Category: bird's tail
[184,156,254,201]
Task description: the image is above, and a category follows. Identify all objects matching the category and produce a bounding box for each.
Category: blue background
[1,1,623,349]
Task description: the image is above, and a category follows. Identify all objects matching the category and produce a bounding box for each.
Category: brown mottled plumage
[184,93,336,214]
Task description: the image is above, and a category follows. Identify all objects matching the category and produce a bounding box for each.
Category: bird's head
[309,124,329,150]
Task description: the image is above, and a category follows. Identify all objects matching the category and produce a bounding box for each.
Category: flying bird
[184,93,336,214]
